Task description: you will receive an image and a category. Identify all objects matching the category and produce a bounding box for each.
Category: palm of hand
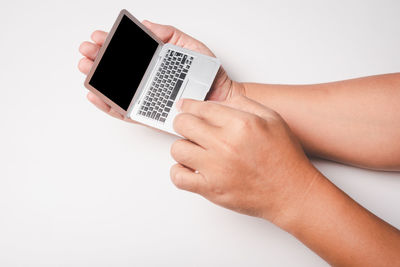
[78,20,240,121]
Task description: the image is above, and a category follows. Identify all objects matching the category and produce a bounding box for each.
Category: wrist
[226,81,246,99]
[265,164,327,233]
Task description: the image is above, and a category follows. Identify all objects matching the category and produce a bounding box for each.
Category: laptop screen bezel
[84,9,163,117]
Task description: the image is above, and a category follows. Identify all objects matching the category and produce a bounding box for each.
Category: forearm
[238,73,400,170]
[277,171,400,266]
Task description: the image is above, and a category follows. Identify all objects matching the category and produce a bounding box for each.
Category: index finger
[177,98,243,127]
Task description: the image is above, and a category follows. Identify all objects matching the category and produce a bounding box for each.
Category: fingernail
[176,99,184,112]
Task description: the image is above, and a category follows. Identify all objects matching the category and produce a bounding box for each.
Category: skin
[242,76,400,171]
[78,21,400,266]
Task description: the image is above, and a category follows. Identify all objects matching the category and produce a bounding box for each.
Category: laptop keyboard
[138,49,193,123]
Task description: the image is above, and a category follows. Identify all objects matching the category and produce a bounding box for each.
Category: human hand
[78,20,244,121]
[170,96,322,227]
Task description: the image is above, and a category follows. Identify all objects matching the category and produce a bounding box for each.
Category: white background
[0,0,399,266]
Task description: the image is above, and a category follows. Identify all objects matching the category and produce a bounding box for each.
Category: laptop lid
[84,9,163,116]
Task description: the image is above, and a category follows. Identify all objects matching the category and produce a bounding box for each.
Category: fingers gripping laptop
[84,9,220,136]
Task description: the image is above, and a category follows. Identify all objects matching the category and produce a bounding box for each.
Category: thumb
[142,20,178,43]
[142,20,214,57]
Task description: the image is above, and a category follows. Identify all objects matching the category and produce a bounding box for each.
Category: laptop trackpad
[180,80,209,101]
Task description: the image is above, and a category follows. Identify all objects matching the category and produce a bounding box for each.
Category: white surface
[0,0,399,266]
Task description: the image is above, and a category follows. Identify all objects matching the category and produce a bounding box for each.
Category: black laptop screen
[89,15,159,111]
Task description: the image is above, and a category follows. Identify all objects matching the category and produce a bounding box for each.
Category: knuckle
[229,114,266,144]
[265,111,284,128]
[237,114,265,130]
[234,114,254,131]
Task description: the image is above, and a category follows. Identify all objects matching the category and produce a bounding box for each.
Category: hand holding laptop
[78,10,400,266]
[78,19,245,124]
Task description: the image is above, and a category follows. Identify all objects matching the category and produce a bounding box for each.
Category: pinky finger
[87,92,123,120]
[170,163,206,194]
[87,92,140,123]
[108,108,124,120]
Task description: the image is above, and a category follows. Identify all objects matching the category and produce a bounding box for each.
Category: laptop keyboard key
[138,49,193,123]
[170,79,183,100]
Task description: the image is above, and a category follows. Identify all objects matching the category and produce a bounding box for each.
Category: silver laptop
[84,9,220,135]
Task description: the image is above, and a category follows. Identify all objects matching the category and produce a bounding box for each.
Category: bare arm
[239,73,400,170]
[171,97,400,266]
[79,23,400,170]
[79,23,400,266]
[282,171,400,266]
